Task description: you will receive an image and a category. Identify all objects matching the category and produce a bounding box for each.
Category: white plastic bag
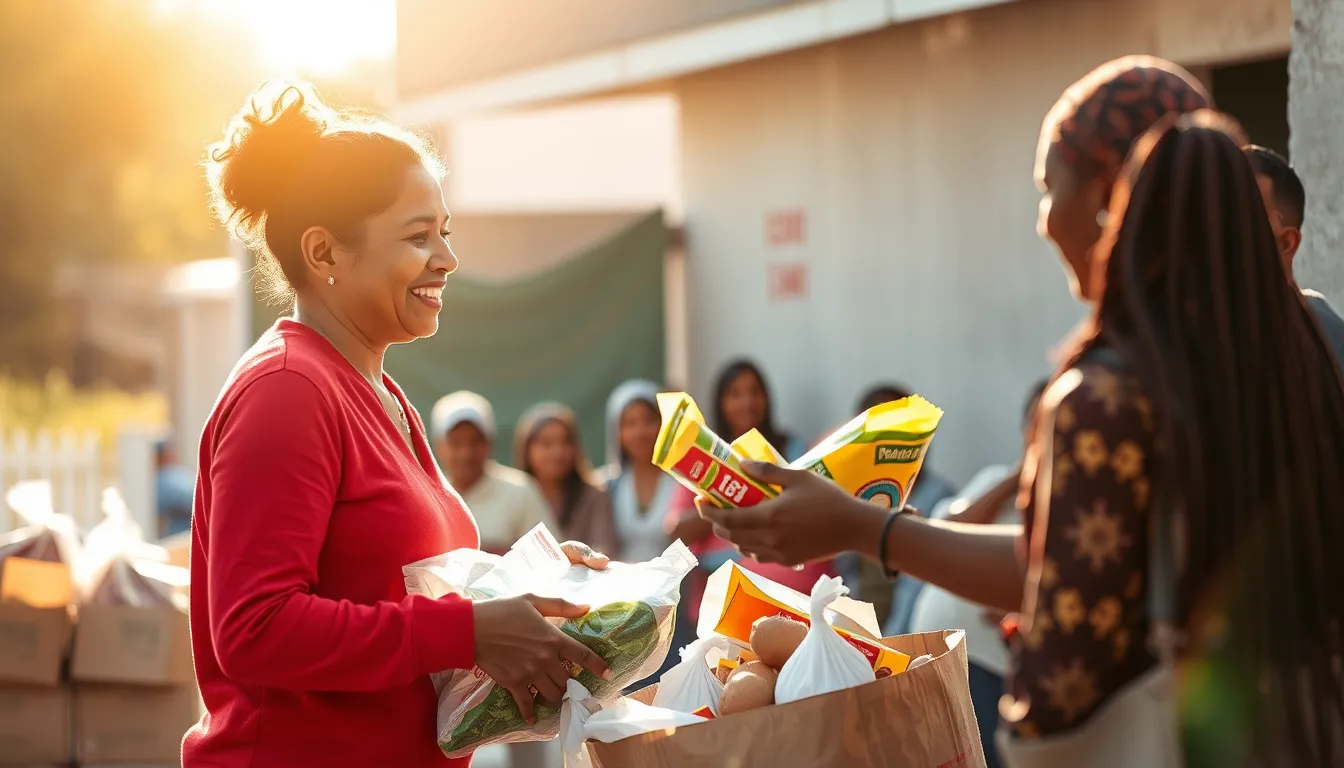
[584,696,709,743]
[651,636,735,715]
[403,524,697,758]
[77,488,188,609]
[775,575,876,705]
[559,680,602,768]
[1,480,80,566]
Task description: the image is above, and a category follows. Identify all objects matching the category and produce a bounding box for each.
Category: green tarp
[250,211,666,468]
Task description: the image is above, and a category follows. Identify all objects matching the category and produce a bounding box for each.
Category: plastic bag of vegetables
[404,524,696,758]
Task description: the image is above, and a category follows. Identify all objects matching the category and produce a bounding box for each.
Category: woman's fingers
[558,633,613,681]
[505,683,537,725]
[526,594,590,619]
[561,540,610,569]
[740,460,808,486]
[531,667,566,703]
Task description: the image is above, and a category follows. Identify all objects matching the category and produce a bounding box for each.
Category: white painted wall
[445,95,683,222]
[675,0,1290,483]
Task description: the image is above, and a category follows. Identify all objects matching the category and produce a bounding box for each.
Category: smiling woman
[185,82,615,767]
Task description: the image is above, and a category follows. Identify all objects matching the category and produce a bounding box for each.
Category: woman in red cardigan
[185,83,611,767]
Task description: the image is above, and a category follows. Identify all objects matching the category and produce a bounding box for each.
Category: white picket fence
[0,430,104,532]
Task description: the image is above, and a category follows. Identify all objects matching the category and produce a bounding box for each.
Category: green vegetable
[561,600,660,699]
[439,600,666,756]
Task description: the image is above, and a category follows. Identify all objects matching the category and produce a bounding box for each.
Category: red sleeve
[206,370,475,692]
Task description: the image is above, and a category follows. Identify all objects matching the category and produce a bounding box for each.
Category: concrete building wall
[675,0,1290,482]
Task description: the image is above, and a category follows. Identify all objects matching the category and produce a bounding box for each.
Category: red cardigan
[183,320,481,767]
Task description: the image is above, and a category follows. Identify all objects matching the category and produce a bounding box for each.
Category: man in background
[155,439,194,537]
[1244,145,1344,366]
[430,391,552,556]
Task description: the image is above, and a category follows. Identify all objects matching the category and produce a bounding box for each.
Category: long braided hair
[1063,110,1344,764]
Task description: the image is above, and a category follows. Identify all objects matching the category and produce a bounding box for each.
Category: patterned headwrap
[1044,55,1212,177]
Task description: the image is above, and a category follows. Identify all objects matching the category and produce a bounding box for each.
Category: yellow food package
[699,562,911,679]
[792,395,943,510]
[653,393,778,508]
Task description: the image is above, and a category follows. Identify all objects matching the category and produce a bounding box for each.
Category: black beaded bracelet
[878,506,916,581]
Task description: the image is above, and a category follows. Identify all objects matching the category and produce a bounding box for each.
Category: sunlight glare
[197,0,396,77]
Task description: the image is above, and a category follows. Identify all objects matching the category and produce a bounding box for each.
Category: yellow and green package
[791,395,943,510]
[653,393,779,508]
[653,391,942,511]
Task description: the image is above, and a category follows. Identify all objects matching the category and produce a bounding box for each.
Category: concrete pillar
[1289,0,1344,305]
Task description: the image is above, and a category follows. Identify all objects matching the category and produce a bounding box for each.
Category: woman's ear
[299,226,337,282]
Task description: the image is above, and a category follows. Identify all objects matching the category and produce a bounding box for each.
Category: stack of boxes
[0,553,199,767]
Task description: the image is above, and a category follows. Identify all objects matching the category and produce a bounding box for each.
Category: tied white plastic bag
[651,636,735,715]
[584,696,709,743]
[559,680,602,768]
[775,575,876,705]
[403,524,696,758]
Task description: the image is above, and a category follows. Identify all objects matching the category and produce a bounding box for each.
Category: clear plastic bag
[402,524,696,758]
[774,575,876,705]
[651,635,735,715]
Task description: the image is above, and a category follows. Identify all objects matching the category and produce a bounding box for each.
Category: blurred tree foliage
[0,0,259,380]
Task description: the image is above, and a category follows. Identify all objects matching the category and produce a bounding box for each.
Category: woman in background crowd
[602,380,684,682]
[713,358,808,460]
[601,380,678,563]
[515,402,618,558]
[703,57,1344,767]
[431,390,552,556]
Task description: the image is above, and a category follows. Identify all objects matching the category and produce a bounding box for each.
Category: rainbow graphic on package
[652,391,942,510]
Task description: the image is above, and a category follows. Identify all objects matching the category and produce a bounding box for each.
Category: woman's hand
[665,510,712,544]
[560,540,609,569]
[472,594,612,724]
[696,460,889,565]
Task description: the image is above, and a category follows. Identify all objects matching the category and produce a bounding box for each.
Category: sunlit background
[151,0,397,77]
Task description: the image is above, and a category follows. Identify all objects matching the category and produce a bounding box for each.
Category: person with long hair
[188,83,612,767]
[711,358,807,460]
[699,57,1344,766]
[515,402,618,558]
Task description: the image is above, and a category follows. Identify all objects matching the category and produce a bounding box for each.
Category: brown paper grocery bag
[587,630,984,768]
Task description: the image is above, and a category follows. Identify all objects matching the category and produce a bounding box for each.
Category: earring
[327,274,335,286]
[1096,210,1109,227]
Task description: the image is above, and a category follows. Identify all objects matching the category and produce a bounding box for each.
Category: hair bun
[206,82,333,245]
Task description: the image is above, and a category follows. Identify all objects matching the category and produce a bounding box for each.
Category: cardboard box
[74,684,197,764]
[0,685,71,765]
[586,631,985,768]
[71,605,192,686]
[0,603,69,686]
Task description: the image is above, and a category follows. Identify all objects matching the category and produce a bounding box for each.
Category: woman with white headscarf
[601,380,679,563]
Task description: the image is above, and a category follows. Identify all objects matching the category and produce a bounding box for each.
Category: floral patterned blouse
[1002,359,1159,738]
